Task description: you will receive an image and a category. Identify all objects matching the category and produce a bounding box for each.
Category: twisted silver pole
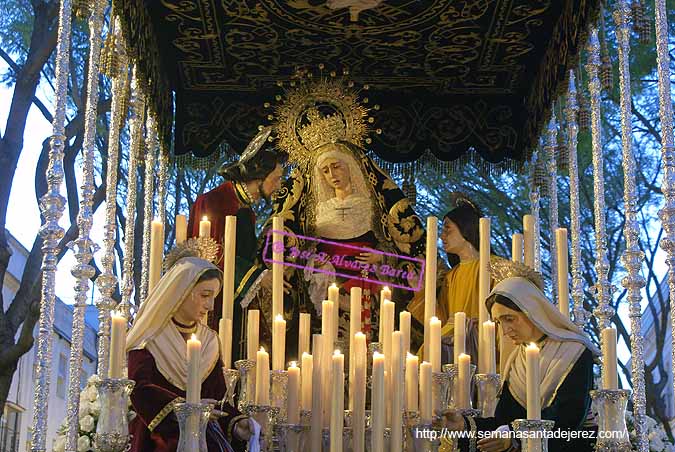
[31,0,72,449]
[545,109,559,303]
[120,67,145,320]
[529,151,542,273]
[653,0,675,424]
[157,148,169,230]
[139,113,157,303]
[96,37,128,377]
[64,2,105,449]
[565,71,588,327]
[614,2,648,450]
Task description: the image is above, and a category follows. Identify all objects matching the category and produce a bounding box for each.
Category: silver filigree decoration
[614,3,648,450]
[120,67,145,320]
[529,151,542,273]
[157,148,169,229]
[654,0,675,428]
[545,108,559,303]
[31,0,72,450]
[139,112,158,303]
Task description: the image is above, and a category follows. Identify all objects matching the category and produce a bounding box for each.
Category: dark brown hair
[219,149,285,182]
[444,199,481,267]
[486,293,522,317]
[197,268,222,284]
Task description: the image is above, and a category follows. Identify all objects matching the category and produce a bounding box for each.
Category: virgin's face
[491,303,543,344]
[319,157,351,191]
[440,218,464,254]
[175,278,220,324]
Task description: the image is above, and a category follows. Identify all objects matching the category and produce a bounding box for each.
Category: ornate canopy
[115,0,599,165]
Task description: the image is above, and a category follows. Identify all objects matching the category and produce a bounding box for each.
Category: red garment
[128,348,247,452]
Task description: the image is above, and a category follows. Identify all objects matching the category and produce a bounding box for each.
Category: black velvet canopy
[115,0,600,164]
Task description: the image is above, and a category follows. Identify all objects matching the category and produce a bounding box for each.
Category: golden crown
[297,108,347,152]
[490,256,544,291]
[163,237,220,272]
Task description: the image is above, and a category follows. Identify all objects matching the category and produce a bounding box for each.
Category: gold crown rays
[262,67,382,167]
[490,256,545,291]
[163,237,220,272]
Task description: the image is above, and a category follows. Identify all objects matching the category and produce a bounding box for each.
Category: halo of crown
[490,256,545,291]
[163,237,220,272]
[265,67,379,167]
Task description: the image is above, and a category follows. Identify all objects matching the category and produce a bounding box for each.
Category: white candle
[149,219,164,292]
[310,335,323,451]
[478,218,491,373]
[556,228,570,318]
[405,353,419,412]
[247,309,259,361]
[453,312,466,364]
[378,286,392,343]
[512,233,524,263]
[424,217,438,362]
[255,347,270,406]
[301,352,313,411]
[273,314,286,371]
[419,361,432,424]
[391,332,404,451]
[602,328,618,390]
[109,311,126,378]
[371,352,385,452]
[222,215,236,322]
[349,286,362,410]
[186,334,202,404]
[523,215,535,268]
[287,361,301,424]
[328,283,340,303]
[219,318,232,369]
[526,343,541,420]
[272,216,284,322]
[321,301,335,426]
[429,316,441,373]
[175,214,187,244]
[457,353,471,409]
[483,321,496,374]
[199,216,211,238]
[330,350,345,452]
[381,300,395,376]
[400,311,411,357]
[299,313,311,359]
[353,332,367,452]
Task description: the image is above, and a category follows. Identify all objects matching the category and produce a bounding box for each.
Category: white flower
[89,398,101,417]
[78,401,91,418]
[77,435,91,452]
[53,435,66,452]
[84,385,98,402]
[652,436,665,451]
[79,414,95,433]
[87,374,101,385]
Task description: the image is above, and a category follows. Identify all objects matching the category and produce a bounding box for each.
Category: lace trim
[148,397,185,432]
[467,415,477,452]
[240,269,268,309]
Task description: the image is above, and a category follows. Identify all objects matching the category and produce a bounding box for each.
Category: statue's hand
[355,251,382,265]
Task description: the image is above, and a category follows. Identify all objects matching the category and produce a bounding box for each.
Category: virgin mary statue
[238,77,426,355]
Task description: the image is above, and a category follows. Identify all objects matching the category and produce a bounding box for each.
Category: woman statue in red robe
[126,255,255,451]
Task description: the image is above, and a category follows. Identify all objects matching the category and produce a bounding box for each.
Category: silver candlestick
[271,370,289,423]
[235,359,256,412]
[511,419,555,452]
[431,371,450,416]
[175,402,212,452]
[245,404,279,452]
[93,378,134,452]
[474,373,501,417]
[591,389,632,451]
[222,368,239,406]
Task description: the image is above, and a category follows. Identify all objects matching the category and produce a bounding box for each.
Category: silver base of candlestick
[300,409,312,426]
[276,423,309,452]
[590,389,632,451]
[410,423,441,452]
[431,371,451,416]
[511,419,555,452]
[474,373,501,417]
[245,404,280,452]
[175,402,212,452]
[271,370,289,422]
[443,363,477,411]
[93,378,135,452]
[222,368,239,407]
[367,342,382,390]
[365,426,391,452]
[234,359,256,412]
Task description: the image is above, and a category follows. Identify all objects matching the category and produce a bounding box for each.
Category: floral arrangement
[626,411,675,452]
[52,374,134,452]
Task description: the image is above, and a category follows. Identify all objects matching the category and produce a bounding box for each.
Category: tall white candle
[330,350,345,452]
[310,335,323,451]
[526,343,541,420]
[457,353,471,409]
[255,347,270,406]
[321,301,335,426]
[400,311,411,357]
[381,300,395,374]
[556,228,570,318]
[272,216,284,322]
[273,314,286,371]
[371,352,385,452]
[186,334,202,404]
[378,286,392,343]
[405,353,419,412]
[601,328,618,390]
[419,361,433,424]
[199,216,211,238]
[175,214,187,244]
[219,318,232,369]
[149,219,164,292]
[301,352,313,411]
[287,361,301,424]
[453,312,466,364]
[523,215,535,268]
[247,309,260,361]
[353,332,367,452]
[349,286,362,410]
[483,320,496,374]
[424,217,438,362]
[222,215,237,322]
[429,316,441,373]
[109,311,126,379]
[299,313,311,359]
[391,332,404,451]
[328,283,339,346]
[478,218,491,373]
[512,233,524,263]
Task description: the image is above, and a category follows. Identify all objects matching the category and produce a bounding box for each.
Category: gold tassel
[72,0,91,19]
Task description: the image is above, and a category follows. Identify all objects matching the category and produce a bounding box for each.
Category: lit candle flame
[290,361,298,367]
[202,215,208,221]
[191,333,198,341]
[334,349,341,355]
[260,346,266,352]
[275,314,284,321]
